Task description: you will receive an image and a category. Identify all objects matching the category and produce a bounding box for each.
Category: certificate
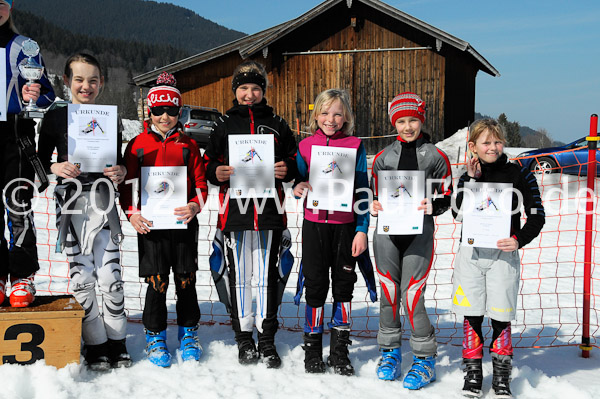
[461,182,513,248]
[68,104,118,173]
[306,145,356,212]
[0,48,6,122]
[228,134,275,198]
[377,170,425,235]
[140,166,187,230]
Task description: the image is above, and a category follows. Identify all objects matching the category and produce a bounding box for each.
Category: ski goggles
[150,106,180,117]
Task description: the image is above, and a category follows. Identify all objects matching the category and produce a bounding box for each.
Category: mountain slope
[15,0,246,55]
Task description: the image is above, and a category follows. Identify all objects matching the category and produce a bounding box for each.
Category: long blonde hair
[309,89,355,135]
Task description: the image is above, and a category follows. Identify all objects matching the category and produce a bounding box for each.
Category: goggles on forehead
[150,106,180,117]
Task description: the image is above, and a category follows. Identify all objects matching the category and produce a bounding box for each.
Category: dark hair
[63,53,103,80]
[231,60,268,93]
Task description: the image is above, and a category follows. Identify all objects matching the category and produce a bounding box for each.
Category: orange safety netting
[29,149,599,348]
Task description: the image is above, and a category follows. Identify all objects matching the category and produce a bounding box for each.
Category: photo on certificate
[461,182,513,248]
[67,104,118,173]
[306,145,356,212]
[228,134,275,198]
[140,166,187,230]
[377,170,425,235]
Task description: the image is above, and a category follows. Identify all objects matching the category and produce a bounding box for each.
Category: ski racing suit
[120,121,208,332]
[204,98,297,341]
[295,128,369,332]
[371,133,452,357]
[38,106,127,344]
[452,153,545,358]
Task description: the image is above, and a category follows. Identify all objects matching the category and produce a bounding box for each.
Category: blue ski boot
[403,355,436,390]
[376,348,402,381]
[178,325,203,362]
[145,329,172,367]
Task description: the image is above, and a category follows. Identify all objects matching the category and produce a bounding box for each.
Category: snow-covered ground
[2,125,599,399]
[2,325,600,399]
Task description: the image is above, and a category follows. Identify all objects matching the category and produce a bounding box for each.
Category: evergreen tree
[498,113,522,147]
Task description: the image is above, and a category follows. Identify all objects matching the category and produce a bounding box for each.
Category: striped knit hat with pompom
[389,92,426,125]
[147,72,182,108]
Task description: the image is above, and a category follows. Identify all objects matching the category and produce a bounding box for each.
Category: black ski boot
[303,332,326,373]
[491,353,513,398]
[327,327,354,376]
[462,358,483,398]
[107,338,133,368]
[236,331,259,365]
[257,332,281,369]
[84,342,111,372]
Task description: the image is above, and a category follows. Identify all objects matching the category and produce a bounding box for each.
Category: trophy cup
[18,39,45,119]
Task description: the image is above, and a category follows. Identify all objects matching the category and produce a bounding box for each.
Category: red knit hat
[389,92,426,125]
[147,72,182,108]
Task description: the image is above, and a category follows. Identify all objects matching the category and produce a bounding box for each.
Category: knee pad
[145,274,169,294]
[71,280,96,293]
[174,272,196,290]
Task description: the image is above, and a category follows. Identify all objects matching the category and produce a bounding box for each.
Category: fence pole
[582,114,598,358]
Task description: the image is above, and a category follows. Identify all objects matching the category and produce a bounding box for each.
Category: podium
[0,295,84,368]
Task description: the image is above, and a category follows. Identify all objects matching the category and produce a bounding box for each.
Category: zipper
[249,107,258,230]
[325,135,330,223]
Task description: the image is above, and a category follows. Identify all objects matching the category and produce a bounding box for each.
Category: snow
[3,325,600,399]
[2,126,600,399]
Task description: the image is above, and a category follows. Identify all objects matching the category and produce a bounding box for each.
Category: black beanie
[231,71,267,94]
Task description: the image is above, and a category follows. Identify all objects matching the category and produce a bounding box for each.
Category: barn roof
[134,0,499,85]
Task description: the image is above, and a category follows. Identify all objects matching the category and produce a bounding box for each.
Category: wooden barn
[133,0,499,153]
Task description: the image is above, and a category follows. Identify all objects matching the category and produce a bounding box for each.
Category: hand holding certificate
[67,104,118,173]
[461,182,513,248]
[377,170,425,235]
[228,134,275,198]
[140,166,187,230]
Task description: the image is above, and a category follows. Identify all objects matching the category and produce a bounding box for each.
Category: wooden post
[0,295,84,368]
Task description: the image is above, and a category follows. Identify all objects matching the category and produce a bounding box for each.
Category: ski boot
[403,355,436,390]
[0,276,6,305]
[377,348,402,381]
[327,327,354,376]
[257,332,281,369]
[462,358,483,398]
[303,332,326,373]
[145,329,172,367]
[236,331,259,365]
[84,342,111,372]
[491,353,512,398]
[178,325,203,362]
[9,274,35,307]
[107,338,132,368]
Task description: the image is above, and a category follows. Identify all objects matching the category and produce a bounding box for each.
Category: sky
[159,0,600,144]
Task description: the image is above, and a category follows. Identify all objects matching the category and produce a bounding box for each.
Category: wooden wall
[174,2,477,154]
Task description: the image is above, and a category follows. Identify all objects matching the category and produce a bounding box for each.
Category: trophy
[18,39,45,119]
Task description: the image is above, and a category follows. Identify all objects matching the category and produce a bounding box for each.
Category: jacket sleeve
[430,147,453,216]
[370,149,385,200]
[514,167,545,248]
[37,110,58,174]
[354,142,370,233]
[188,140,208,209]
[118,138,140,219]
[278,118,298,183]
[292,139,309,198]
[203,117,227,186]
